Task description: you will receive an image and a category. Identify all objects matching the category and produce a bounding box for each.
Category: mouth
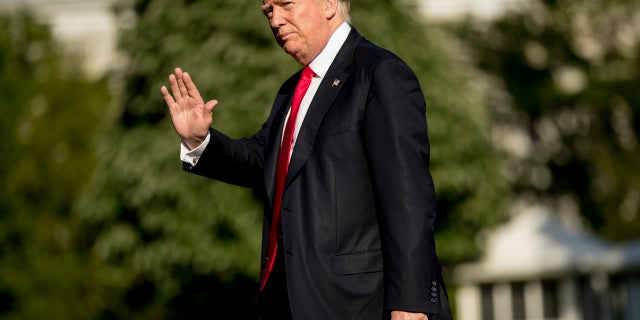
[278,32,294,42]
[278,35,288,44]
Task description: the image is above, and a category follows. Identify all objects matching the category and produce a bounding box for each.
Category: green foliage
[0,10,112,319]
[457,0,640,240]
[75,0,509,317]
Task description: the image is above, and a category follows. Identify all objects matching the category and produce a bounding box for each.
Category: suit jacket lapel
[285,29,362,189]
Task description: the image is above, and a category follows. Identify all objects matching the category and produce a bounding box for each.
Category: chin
[282,47,303,63]
[281,42,297,54]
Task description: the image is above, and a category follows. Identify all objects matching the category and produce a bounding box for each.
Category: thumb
[204,99,218,113]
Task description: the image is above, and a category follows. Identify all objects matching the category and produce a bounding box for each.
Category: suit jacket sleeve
[362,57,443,314]
[183,123,268,189]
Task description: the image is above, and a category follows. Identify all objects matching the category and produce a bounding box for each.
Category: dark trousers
[258,245,292,320]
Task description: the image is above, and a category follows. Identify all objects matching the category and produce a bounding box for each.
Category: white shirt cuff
[180,132,211,167]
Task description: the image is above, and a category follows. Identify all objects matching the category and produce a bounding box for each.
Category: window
[542,280,559,319]
[512,281,526,320]
[578,275,606,320]
[481,284,494,320]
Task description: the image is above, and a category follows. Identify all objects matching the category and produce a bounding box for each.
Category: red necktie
[260,66,314,291]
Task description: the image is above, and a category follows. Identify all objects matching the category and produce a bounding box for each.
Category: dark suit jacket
[185,28,452,320]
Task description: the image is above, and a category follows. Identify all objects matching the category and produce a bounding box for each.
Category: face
[261,0,338,65]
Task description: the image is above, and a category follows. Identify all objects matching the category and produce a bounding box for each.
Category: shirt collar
[308,22,351,79]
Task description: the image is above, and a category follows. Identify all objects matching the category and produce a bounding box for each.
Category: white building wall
[558,278,581,320]
[494,283,514,320]
[524,281,544,319]
[454,207,640,320]
[456,285,483,320]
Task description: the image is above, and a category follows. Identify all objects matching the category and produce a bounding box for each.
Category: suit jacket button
[431,292,437,298]
[430,298,437,303]
[431,281,437,286]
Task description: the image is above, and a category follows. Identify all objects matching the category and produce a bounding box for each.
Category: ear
[322,0,338,19]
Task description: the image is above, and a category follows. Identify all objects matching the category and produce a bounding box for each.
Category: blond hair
[259,0,350,22]
[338,0,350,22]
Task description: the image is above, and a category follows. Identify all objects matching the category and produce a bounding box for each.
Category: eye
[261,5,273,18]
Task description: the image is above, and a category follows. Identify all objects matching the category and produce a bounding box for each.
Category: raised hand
[391,311,428,320]
[161,68,218,150]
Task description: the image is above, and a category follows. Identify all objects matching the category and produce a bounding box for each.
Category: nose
[269,7,286,28]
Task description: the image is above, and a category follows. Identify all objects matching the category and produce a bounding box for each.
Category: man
[161,0,452,319]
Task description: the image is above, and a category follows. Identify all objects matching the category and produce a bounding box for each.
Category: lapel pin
[331,79,341,87]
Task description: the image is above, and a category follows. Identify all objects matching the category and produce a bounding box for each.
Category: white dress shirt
[181,22,352,167]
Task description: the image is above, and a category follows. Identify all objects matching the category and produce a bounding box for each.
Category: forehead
[262,0,312,5]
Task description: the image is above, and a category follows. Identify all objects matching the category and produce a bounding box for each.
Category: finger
[204,99,218,114]
[161,86,176,107]
[175,68,189,98]
[183,72,201,99]
[168,74,182,100]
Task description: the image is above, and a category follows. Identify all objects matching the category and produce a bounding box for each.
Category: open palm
[161,68,218,150]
